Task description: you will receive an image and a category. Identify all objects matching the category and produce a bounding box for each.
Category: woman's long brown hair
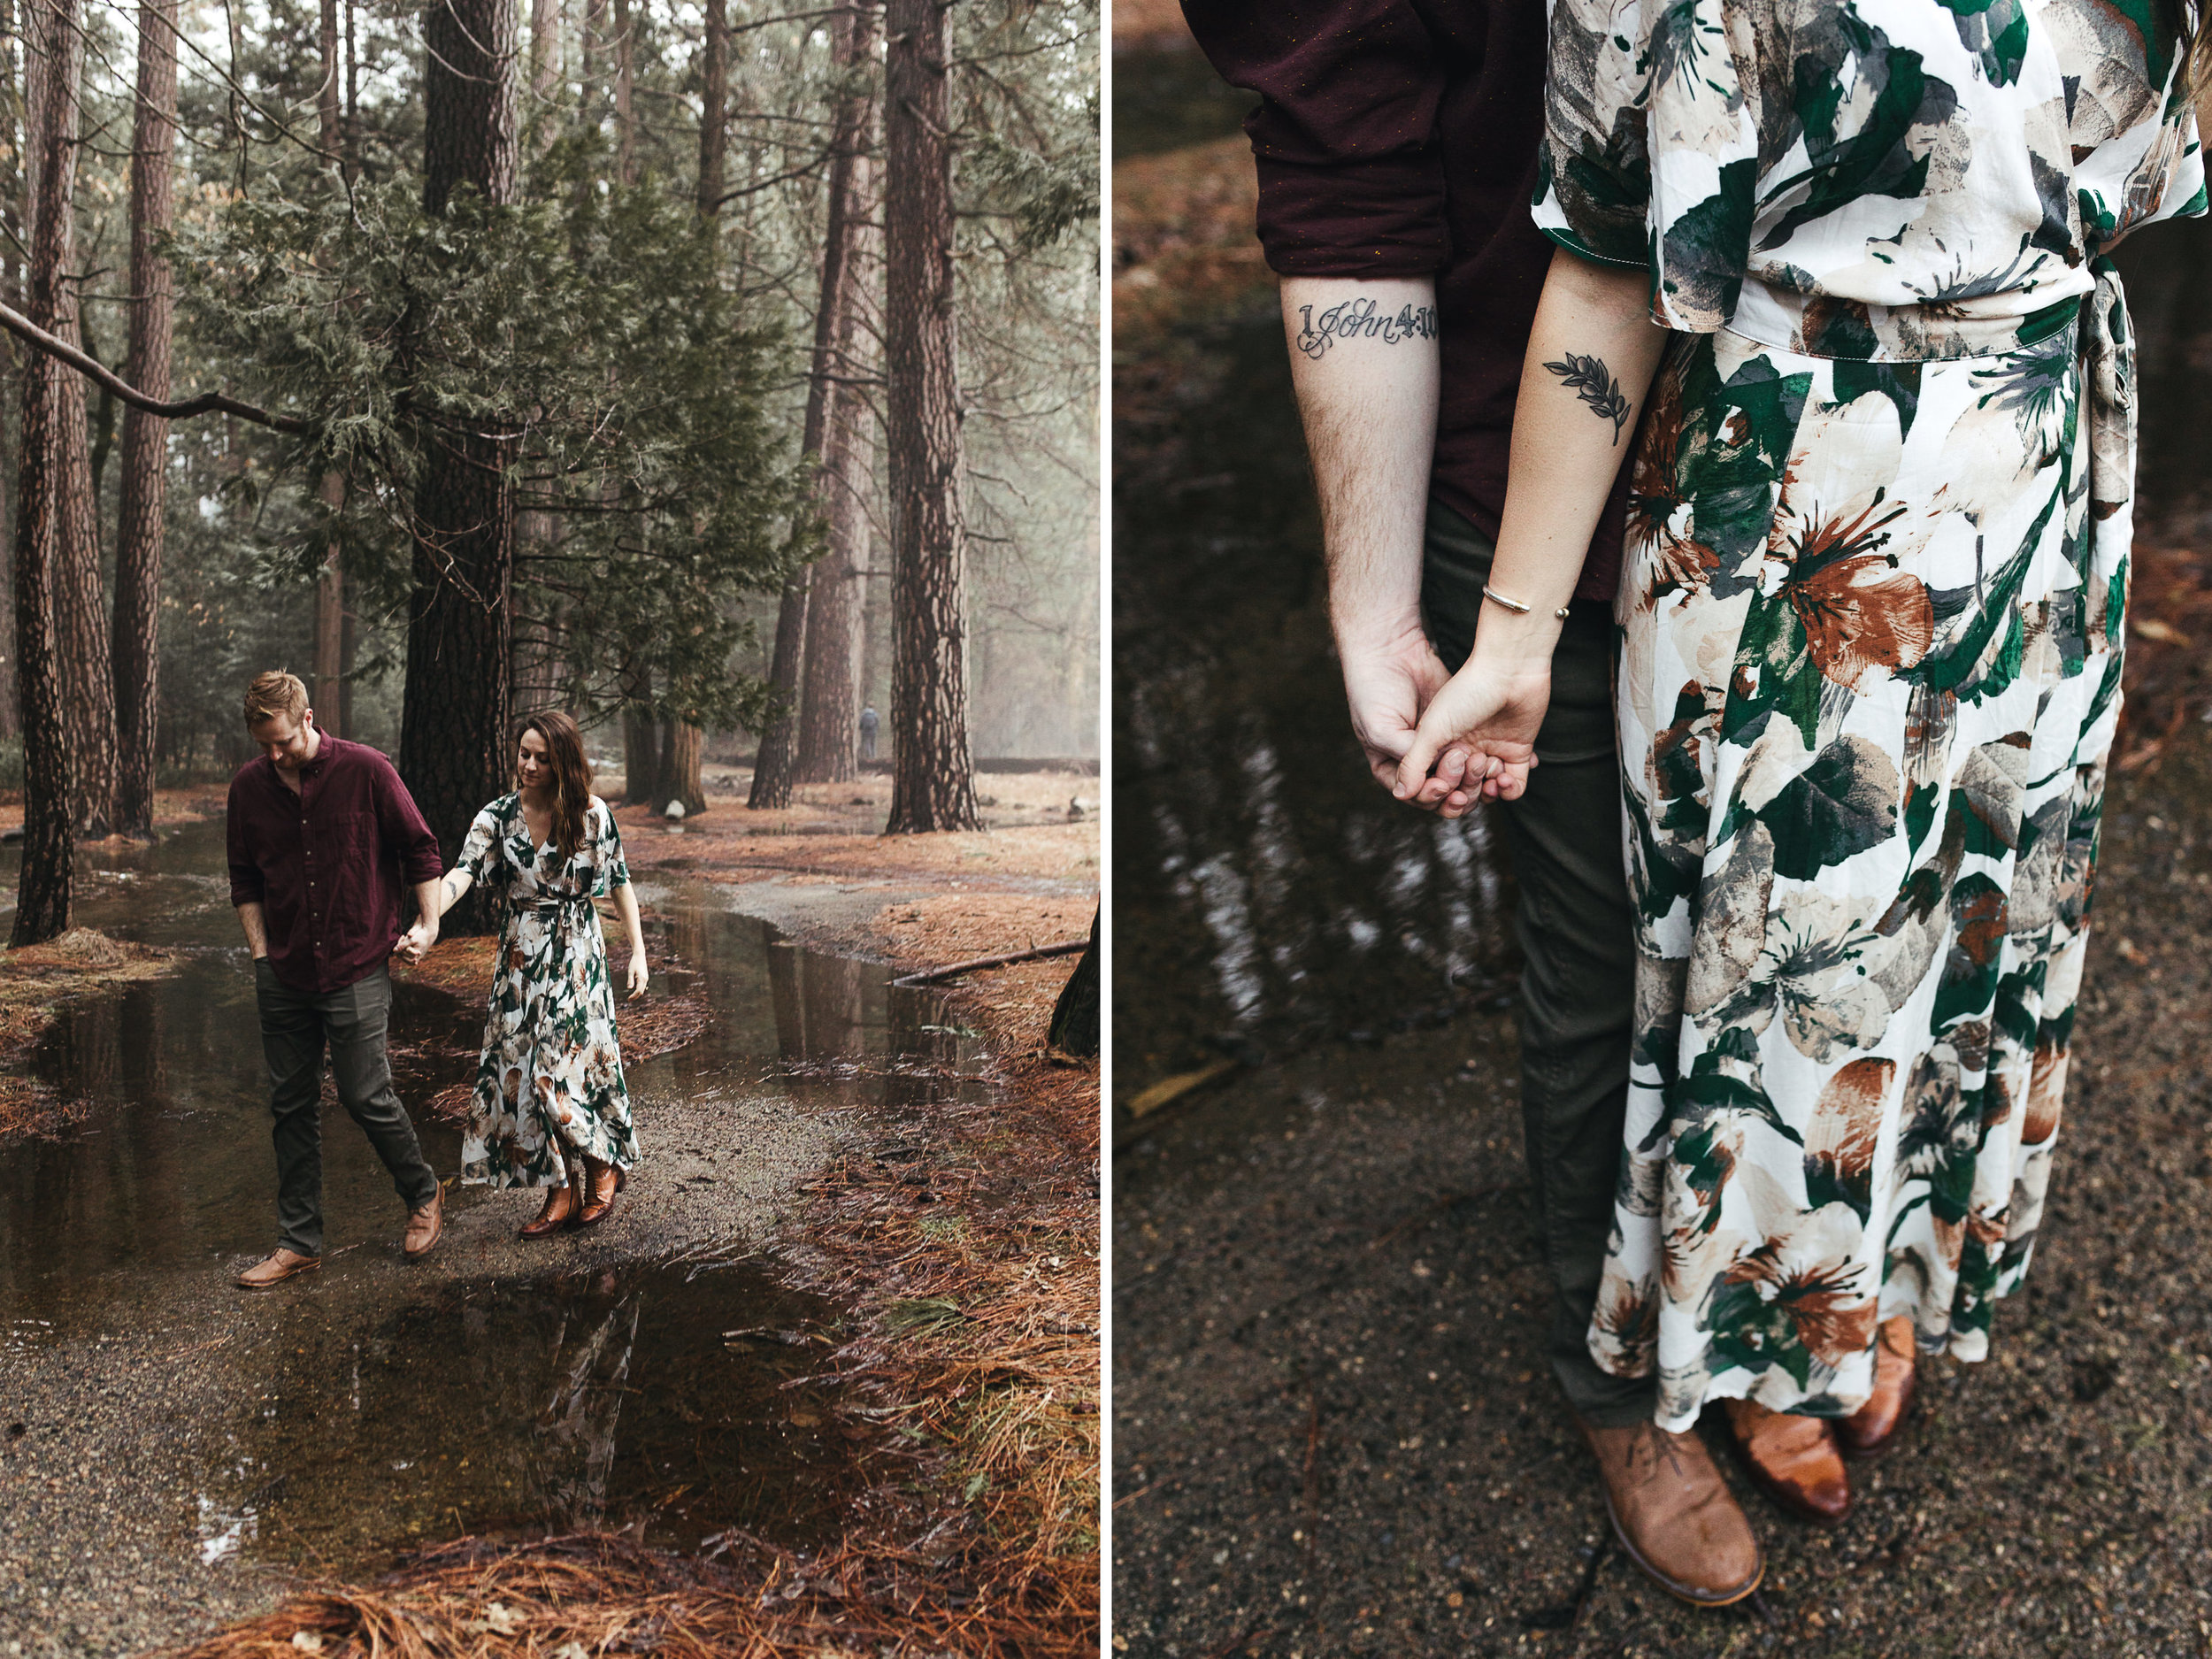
[518,711,594,862]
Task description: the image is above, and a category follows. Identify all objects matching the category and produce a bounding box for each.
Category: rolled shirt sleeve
[373,755,445,885]
[226,776,265,908]
[1181,0,1452,277]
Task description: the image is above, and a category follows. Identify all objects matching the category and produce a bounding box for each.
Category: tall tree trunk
[620,670,662,808]
[612,0,634,183]
[0,0,21,742]
[311,0,346,738]
[797,1,878,786]
[657,716,703,816]
[695,0,725,211]
[580,0,605,125]
[401,0,518,933]
[883,0,977,833]
[111,0,180,837]
[530,0,560,99]
[11,0,82,941]
[38,0,111,840]
[752,3,877,810]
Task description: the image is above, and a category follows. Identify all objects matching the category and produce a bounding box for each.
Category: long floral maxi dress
[1533,0,2205,1429]
[456,794,641,1188]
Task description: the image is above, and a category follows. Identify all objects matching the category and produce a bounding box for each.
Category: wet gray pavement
[0,821,981,1655]
[1112,37,2212,1659]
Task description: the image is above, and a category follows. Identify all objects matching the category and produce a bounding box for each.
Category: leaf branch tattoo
[1543,352,1631,443]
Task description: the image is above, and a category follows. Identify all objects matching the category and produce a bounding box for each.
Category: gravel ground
[1112,722,2212,1658]
[0,1051,839,1658]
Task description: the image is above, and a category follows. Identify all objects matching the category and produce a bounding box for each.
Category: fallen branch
[889,938,1087,987]
[0,298,311,434]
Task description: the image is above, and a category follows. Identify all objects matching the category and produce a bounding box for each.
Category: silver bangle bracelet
[1482,584,1571,621]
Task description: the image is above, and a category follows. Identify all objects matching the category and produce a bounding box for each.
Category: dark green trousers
[1421,499,1655,1428]
[256,961,439,1257]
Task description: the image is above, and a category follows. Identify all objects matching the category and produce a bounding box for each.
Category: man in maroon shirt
[1182,1,1764,1604]
[227,670,447,1287]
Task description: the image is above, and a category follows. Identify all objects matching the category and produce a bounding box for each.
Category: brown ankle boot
[1838,1316,1918,1458]
[519,1184,577,1239]
[1723,1398,1850,1524]
[1579,1418,1763,1606]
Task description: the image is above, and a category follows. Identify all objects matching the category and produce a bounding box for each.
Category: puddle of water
[204,1262,869,1570]
[0,817,982,1577]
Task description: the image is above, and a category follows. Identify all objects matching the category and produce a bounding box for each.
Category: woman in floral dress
[429,711,646,1235]
[1397,0,2204,1548]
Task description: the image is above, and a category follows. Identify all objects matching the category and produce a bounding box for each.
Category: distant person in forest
[858,704,879,761]
[411,710,646,1237]
[227,670,446,1288]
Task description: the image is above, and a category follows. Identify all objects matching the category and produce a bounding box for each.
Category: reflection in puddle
[211,1263,867,1570]
[1115,311,1515,1076]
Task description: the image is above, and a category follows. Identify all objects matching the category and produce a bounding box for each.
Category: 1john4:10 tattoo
[1294,296,1439,360]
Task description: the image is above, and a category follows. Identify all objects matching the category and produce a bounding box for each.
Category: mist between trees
[0,0,1099,942]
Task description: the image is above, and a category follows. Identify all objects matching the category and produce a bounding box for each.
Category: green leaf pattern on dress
[1536,0,2203,1427]
[457,793,641,1189]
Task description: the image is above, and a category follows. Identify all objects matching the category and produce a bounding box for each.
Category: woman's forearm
[614,885,645,957]
[436,870,474,917]
[1475,250,1671,667]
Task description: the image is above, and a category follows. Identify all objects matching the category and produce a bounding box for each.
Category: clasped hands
[1341,624,1549,819]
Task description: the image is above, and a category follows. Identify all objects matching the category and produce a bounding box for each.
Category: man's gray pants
[256,961,439,1258]
[1422,498,1656,1428]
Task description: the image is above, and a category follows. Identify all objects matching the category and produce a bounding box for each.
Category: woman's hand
[626,950,649,1000]
[1394,660,1552,810]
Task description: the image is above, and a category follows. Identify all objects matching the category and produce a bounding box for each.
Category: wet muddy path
[0,821,979,1655]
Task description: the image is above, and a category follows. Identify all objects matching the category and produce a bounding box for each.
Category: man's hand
[394,918,438,965]
[1338,622,1486,816]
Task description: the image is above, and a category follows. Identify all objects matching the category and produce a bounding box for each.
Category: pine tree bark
[753,1,877,810]
[657,716,704,816]
[10,0,83,941]
[311,0,345,736]
[0,0,22,743]
[883,0,978,833]
[621,700,662,808]
[695,0,726,213]
[796,0,878,786]
[401,0,518,933]
[612,0,635,183]
[111,0,180,837]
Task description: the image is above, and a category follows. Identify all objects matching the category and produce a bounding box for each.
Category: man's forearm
[1281,275,1440,649]
[236,902,269,959]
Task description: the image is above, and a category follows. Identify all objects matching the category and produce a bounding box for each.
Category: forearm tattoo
[1294,296,1439,360]
[1543,352,1632,443]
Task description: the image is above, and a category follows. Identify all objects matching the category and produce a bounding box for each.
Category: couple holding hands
[225,671,647,1288]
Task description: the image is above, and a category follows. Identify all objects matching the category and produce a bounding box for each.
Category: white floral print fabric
[1534,0,2203,1428]
[457,794,641,1189]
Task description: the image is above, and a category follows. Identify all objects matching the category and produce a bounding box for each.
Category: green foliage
[173,162,818,733]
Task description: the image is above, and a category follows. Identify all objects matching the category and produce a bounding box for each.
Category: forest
[0,0,1099,943]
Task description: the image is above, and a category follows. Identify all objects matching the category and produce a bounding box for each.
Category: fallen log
[890,939,1089,987]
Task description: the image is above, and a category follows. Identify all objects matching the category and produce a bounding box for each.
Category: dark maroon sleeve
[1179,0,1452,277]
[227,771,265,908]
[371,755,444,884]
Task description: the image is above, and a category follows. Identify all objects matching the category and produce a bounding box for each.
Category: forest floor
[0,767,1099,1657]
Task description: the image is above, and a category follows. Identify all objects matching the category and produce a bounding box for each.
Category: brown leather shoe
[1723,1398,1851,1524]
[1838,1316,1918,1458]
[402,1183,444,1259]
[519,1184,578,1239]
[1579,1418,1763,1607]
[574,1161,627,1230]
[235,1248,320,1290]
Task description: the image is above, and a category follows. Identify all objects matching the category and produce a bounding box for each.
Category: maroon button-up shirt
[1179,0,1633,601]
[227,736,443,995]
